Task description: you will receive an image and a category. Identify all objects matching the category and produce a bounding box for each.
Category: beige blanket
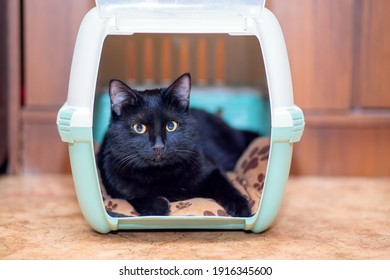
[101,137,269,217]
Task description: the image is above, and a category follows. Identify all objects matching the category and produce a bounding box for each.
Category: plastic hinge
[58,108,76,143]
[288,107,304,143]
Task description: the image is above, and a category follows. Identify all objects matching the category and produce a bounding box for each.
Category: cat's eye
[166,121,178,132]
[133,123,147,134]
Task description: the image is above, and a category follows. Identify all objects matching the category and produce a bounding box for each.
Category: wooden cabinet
[4,0,390,176]
[24,0,93,108]
[267,0,390,176]
[354,0,390,108]
[21,0,94,173]
[267,0,355,110]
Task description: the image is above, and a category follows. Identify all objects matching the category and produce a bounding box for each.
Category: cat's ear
[109,79,138,116]
[165,73,191,110]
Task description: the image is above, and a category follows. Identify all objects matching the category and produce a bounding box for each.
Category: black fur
[97,73,258,217]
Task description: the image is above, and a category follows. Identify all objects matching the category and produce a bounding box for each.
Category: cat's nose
[153,137,165,159]
[153,144,165,153]
[153,137,165,152]
[153,143,165,161]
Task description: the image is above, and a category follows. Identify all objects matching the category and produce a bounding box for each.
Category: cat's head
[105,73,200,169]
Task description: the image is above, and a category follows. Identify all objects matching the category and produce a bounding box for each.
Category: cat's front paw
[130,196,171,216]
[225,196,252,217]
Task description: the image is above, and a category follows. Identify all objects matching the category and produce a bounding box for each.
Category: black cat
[97,73,258,217]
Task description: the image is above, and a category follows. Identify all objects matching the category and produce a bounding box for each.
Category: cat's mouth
[150,154,166,162]
[149,154,172,164]
[152,155,164,162]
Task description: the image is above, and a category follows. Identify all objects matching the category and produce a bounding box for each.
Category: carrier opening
[93,34,270,218]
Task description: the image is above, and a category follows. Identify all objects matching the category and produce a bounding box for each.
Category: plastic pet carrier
[57,0,304,233]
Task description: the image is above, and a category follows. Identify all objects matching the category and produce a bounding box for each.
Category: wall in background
[3,0,390,176]
[96,34,266,92]
[21,0,94,173]
[267,0,390,176]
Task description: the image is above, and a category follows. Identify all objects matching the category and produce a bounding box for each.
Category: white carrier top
[95,0,266,19]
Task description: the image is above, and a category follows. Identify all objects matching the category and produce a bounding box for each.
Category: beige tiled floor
[0,175,389,259]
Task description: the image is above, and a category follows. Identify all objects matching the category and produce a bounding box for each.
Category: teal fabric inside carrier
[93,87,270,144]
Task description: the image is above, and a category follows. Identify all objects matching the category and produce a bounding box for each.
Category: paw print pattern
[105,200,118,212]
[203,210,216,216]
[258,145,270,161]
[176,202,192,210]
[217,209,229,216]
[253,172,265,191]
[250,147,260,157]
[241,144,270,174]
[203,209,229,216]
[130,210,140,216]
[249,198,256,209]
[258,173,265,182]
[242,158,259,174]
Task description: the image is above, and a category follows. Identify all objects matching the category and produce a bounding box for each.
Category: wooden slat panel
[160,37,172,83]
[224,36,264,87]
[98,34,266,89]
[125,39,137,84]
[97,36,130,88]
[303,111,390,127]
[214,36,225,84]
[178,37,190,75]
[196,37,208,85]
[24,0,94,107]
[267,0,354,110]
[143,37,154,84]
[354,0,390,108]
[291,125,390,176]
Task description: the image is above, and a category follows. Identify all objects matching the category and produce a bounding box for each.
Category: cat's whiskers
[113,154,141,173]
[173,149,201,169]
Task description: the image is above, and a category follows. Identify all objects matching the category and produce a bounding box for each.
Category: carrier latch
[57,105,91,144]
[57,107,76,143]
[288,106,304,143]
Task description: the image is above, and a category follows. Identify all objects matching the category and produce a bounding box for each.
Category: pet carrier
[57,0,304,233]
